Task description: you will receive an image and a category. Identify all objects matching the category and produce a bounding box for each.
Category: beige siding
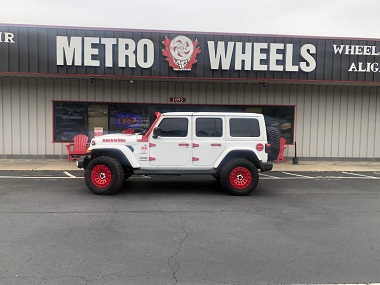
[0,76,380,159]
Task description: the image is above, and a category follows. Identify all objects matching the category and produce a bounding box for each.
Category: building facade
[1,24,380,160]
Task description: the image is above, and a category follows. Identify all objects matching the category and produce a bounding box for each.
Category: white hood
[89,133,142,147]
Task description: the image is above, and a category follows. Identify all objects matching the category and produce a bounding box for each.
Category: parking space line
[342,171,380,179]
[282,172,314,179]
[260,177,293,179]
[63,171,76,178]
[314,176,367,179]
[260,173,280,179]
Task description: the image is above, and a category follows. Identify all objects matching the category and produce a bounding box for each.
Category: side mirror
[152,127,162,139]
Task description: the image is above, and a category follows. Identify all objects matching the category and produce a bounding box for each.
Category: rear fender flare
[214,148,262,170]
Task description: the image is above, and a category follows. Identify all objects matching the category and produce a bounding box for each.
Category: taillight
[256,143,264,151]
[265,143,271,153]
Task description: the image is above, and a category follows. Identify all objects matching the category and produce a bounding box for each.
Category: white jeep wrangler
[76,112,273,196]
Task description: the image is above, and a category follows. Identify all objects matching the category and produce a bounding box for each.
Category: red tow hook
[265,143,271,153]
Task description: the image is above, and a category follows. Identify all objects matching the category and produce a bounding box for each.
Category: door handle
[211,143,222,146]
[178,143,189,146]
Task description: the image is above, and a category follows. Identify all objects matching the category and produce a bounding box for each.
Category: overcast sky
[2,0,380,39]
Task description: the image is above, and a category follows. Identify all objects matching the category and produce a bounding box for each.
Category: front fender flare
[89,145,140,168]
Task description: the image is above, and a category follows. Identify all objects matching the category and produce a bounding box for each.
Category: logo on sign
[162,35,201,71]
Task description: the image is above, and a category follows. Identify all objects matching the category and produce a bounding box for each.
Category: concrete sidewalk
[0,159,380,172]
[0,159,80,171]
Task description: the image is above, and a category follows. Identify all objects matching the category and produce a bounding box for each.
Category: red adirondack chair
[276,137,287,164]
[66,134,89,162]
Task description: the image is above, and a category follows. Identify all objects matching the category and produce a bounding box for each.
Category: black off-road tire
[84,156,124,195]
[266,127,281,161]
[220,158,259,196]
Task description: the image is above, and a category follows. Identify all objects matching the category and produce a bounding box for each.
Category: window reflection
[53,102,295,143]
[54,102,88,142]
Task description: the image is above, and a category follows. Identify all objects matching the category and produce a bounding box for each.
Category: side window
[158,118,188,137]
[230,118,260,137]
[196,118,223,137]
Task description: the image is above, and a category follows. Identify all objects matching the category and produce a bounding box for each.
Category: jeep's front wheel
[220,158,259,196]
[84,156,124,195]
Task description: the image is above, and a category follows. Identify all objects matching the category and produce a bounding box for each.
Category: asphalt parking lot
[1,169,380,179]
[0,171,380,285]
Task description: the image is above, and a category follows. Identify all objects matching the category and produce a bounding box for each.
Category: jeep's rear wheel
[220,158,259,196]
[84,156,124,195]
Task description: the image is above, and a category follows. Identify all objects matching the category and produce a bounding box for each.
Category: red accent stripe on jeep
[138,112,162,142]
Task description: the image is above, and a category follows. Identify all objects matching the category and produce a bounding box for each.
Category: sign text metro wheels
[220,158,259,196]
[84,156,124,195]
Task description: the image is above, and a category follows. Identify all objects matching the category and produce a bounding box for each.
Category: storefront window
[88,104,108,138]
[53,102,294,143]
[108,104,153,134]
[53,102,88,142]
[262,106,294,144]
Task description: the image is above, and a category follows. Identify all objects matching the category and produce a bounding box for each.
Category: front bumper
[76,155,90,169]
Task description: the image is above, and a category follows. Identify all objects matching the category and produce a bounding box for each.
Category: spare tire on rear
[266,127,280,161]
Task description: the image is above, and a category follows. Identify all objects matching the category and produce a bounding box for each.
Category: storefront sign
[0,31,15,43]
[94,127,103,137]
[55,35,315,72]
[1,24,380,82]
[162,36,201,71]
[333,44,380,73]
[56,36,154,68]
[116,114,140,127]
[207,42,315,72]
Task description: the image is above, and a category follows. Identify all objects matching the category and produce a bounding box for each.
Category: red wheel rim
[91,165,112,188]
[230,167,252,189]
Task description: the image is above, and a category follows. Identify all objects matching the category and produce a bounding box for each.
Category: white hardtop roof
[161,112,263,117]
